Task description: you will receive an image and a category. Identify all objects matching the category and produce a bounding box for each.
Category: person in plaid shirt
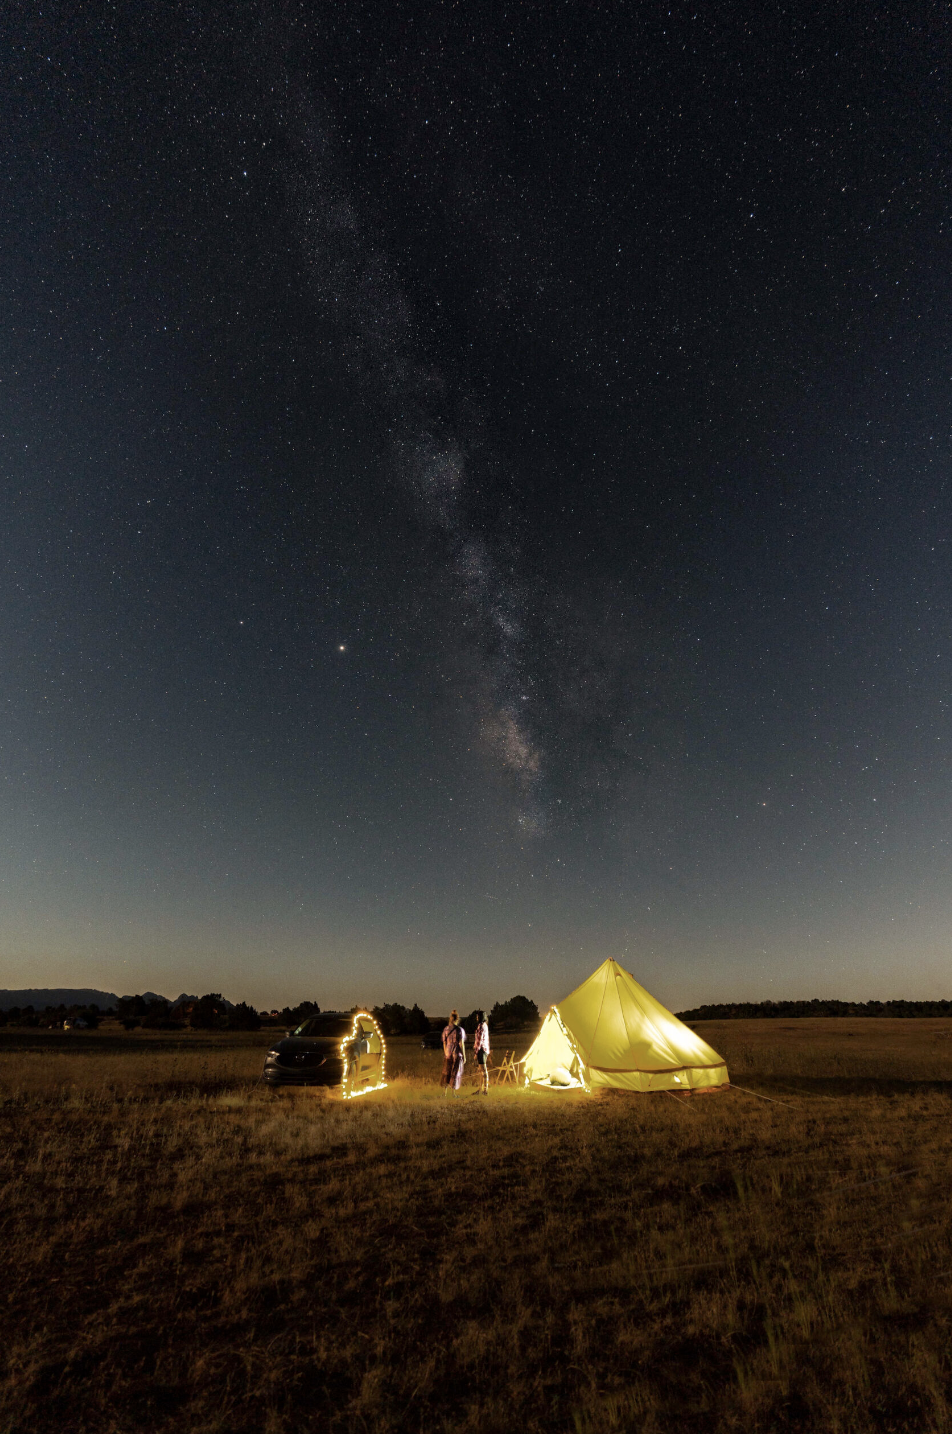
[472,1010,490,1094]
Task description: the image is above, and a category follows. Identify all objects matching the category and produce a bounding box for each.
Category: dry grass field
[2,1018,952,1433]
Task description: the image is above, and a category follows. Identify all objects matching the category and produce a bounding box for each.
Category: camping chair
[493,1051,521,1086]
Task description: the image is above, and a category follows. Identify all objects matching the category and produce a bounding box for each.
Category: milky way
[272,82,548,832]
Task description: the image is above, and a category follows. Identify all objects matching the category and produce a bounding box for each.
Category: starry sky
[2,2,951,1013]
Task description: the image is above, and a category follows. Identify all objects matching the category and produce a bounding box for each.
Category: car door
[357,1018,382,1088]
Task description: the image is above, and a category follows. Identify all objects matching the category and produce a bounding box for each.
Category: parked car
[262,1011,385,1094]
[420,1028,444,1050]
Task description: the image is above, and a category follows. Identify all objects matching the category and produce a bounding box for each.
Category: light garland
[339,1010,387,1099]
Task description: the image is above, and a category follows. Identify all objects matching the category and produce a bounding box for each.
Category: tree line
[9,993,949,1031]
[369,995,539,1036]
[0,1002,106,1029]
[0,992,541,1033]
[117,994,262,1030]
[677,998,952,1021]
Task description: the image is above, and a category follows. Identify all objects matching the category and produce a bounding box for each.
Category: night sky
[3,3,951,1013]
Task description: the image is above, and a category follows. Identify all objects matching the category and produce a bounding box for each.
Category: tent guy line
[728,1083,800,1109]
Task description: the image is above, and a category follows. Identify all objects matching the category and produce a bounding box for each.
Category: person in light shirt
[472,1009,491,1095]
[440,1009,465,1095]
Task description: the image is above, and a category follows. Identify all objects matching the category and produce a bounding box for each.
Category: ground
[2,1019,951,1432]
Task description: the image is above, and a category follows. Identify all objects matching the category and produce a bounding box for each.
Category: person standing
[441,1009,465,1095]
[472,1009,491,1095]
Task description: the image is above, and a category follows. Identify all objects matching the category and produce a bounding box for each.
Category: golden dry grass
[2,1020,951,1433]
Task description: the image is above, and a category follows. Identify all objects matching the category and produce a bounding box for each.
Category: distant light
[338,644,346,652]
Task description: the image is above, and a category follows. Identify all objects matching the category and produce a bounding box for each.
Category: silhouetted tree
[372,1003,414,1035]
[117,996,148,1022]
[189,993,225,1029]
[279,1001,321,1027]
[227,1001,261,1031]
[142,998,178,1030]
[489,995,540,1029]
[407,1003,430,1034]
[369,1002,436,1035]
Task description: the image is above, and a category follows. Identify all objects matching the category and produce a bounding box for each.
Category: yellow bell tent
[522,958,728,1093]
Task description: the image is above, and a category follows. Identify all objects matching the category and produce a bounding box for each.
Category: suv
[262,1012,386,1096]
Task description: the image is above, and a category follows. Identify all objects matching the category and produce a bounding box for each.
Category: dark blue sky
[2,2,950,1011]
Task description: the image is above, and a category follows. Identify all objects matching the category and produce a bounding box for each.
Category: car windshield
[292,1016,353,1039]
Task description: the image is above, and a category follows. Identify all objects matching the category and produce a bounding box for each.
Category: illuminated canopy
[522,958,728,1093]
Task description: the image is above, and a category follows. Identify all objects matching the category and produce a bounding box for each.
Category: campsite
[3,1002,952,1433]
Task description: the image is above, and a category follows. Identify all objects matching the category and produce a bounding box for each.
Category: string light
[339,1011,387,1099]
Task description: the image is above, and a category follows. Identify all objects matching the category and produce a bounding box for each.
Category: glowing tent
[522,958,728,1093]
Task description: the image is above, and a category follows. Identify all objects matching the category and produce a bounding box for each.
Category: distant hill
[677,999,952,1021]
[0,988,120,1011]
[118,993,205,1007]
